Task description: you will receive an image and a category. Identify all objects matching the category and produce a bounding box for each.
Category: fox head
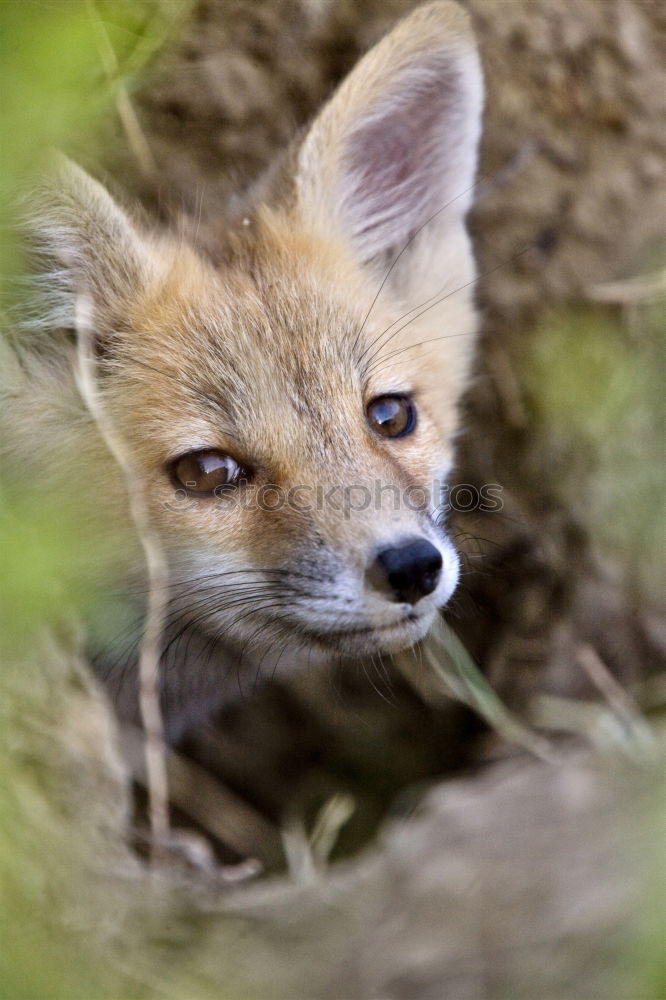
[8,2,483,727]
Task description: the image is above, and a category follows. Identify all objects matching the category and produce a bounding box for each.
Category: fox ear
[294,1,483,283]
[25,156,157,333]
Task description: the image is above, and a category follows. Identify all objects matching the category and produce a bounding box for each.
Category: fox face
[8,2,483,733]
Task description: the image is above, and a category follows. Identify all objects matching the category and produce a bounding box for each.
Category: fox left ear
[24,155,159,337]
[294,1,483,290]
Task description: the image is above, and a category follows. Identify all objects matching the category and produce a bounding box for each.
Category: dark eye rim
[366,393,417,439]
[166,448,249,497]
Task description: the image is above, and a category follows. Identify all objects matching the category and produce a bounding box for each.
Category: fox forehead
[121,219,426,465]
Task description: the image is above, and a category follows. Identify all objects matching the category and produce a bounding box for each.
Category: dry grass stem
[587,269,666,305]
[73,292,170,856]
[124,725,281,869]
[396,618,558,762]
[86,0,158,179]
[576,643,655,755]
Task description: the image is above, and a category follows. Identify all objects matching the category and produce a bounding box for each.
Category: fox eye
[170,449,244,495]
[367,394,417,438]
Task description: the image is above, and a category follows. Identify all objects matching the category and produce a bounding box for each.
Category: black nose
[370,538,443,605]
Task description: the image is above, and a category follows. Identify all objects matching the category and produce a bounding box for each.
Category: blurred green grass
[0,5,191,999]
[525,300,665,598]
[0,0,189,636]
[0,1,184,274]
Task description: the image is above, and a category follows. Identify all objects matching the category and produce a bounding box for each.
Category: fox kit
[4,2,483,738]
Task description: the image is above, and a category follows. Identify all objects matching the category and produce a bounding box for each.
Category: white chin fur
[334,610,437,658]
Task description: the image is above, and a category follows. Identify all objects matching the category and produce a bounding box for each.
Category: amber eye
[170,449,244,495]
[367,394,417,438]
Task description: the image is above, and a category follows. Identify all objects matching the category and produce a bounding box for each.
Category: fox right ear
[293,1,483,290]
[25,156,157,332]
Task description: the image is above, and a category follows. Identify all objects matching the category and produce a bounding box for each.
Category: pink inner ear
[343,66,462,259]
